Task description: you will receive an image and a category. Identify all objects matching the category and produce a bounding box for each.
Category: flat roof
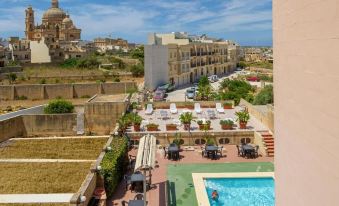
[89,94,128,103]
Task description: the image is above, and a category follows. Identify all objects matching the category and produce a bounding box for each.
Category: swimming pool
[204,177,275,206]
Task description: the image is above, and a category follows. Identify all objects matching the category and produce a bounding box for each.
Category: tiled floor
[134,106,268,133]
[108,145,274,206]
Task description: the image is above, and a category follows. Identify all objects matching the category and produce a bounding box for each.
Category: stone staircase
[260,131,275,157]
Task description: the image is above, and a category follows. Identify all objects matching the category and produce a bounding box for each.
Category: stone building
[25,0,81,42]
[145,33,239,90]
[94,37,130,52]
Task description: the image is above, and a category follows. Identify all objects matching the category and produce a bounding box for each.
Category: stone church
[25,0,81,42]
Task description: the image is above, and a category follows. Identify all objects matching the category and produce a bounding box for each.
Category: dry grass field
[0,162,92,194]
[0,137,109,160]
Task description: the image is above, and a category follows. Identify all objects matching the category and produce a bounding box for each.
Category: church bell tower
[25,5,35,40]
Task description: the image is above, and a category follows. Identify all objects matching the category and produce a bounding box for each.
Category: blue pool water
[205,177,275,206]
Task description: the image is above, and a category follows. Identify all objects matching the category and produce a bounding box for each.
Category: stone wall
[0,82,136,100]
[128,130,255,146]
[22,114,77,137]
[85,102,127,135]
[0,114,77,142]
[0,116,25,143]
[239,99,274,132]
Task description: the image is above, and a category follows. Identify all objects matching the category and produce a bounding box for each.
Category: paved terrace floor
[131,106,268,133]
[108,146,274,206]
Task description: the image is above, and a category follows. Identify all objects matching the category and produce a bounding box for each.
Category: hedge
[100,137,128,197]
[44,99,74,114]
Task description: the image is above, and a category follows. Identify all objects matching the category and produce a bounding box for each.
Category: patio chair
[194,103,202,114]
[236,145,244,157]
[145,104,153,115]
[121,200,128,206]
[124,175,131,190]
[134,193,144,200]
[207,110,216,119]
[254,145,259,158]
[160,110,169,120]
[170,103,178,114]
[216,103,225,113]
[163,147,168,158]
[217,146,223,157]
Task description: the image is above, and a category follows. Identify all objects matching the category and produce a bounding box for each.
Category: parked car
[157,83,175,92]
[246,76,261,82]
[208,75,219,82]
[153,90,165,101]
[185,89,195,99]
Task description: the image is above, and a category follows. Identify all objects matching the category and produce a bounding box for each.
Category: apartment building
[94,37,129,52]
[145,33,239,90]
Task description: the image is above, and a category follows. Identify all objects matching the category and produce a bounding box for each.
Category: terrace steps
[260,131,275,157]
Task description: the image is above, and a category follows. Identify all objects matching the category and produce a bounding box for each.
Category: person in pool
[212,190,219,200]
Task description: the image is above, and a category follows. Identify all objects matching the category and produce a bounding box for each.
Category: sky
[0,0,272,46]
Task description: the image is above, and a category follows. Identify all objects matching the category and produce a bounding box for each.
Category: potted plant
[179,112,193,131]
[130,113,143,132]
[197,119,211,130]
[220,119,234,130]
[204,136,215,146]
[173,133,184,148]
[166,123,177,131]
[185,103,194,109]
[117,116,130,134]
[146,123,159,131]
[235,109,250,129]
[223,102,233,109]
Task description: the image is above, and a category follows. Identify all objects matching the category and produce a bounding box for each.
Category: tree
[7,73,17,84]
[130,64,144,77]
[44,99,74,114]
[253,85,274,105]
[130,46,144,64]
[218,79,254,105]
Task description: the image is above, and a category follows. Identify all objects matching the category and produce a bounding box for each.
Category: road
[166,70,243,102]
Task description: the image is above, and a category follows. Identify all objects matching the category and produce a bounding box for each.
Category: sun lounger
[145,104,153,115]
[170,103,178,114]
[216,103,224,113]
[194,103,202,114]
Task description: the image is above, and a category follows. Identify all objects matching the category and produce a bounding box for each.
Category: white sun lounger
[145,104,153,115]
[194,103,202,114]
[170,103,178,114]
[216,103,225,113]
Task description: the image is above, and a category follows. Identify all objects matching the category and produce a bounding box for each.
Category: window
[219,138,230,144]
[241,138,251,144]
[195,139,206,145]
[170,53,172,58]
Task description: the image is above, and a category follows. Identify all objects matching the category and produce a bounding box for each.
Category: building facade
[25,0,81,42]
[145,33,239,90]
[274,0,339,205]
[94,37,130,52]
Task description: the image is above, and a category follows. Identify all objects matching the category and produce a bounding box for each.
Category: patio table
[242,144,255,158]
[130,173,145,183]
[129,200,144,206]
[205,146,218,159]
[168,145,179,160]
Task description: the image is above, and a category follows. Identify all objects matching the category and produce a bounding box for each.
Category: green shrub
[101,137,128,197]
[39,78,47,84]
[130,64,144,77]
[44,99,74,114]
[253,85,274,105]
[17,95,28,100]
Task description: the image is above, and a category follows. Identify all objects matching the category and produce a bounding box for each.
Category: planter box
[199,124,211,130]
[239,122,247,129]
[221,124,233,130]
[147,126,159,131]
[185,105,194,109]
[134,124,141,132]
[177,105,186,109]
[157,106,170,109]
[223,105,233,109]
[166,125,177,131]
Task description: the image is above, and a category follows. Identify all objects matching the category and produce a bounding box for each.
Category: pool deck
[192,172,275,206]
[108,146,274,206]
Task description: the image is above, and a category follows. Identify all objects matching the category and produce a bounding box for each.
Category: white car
[208,75,219,82]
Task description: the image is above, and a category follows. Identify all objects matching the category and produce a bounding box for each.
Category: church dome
[43,8,66,19]
[62,16,73,25]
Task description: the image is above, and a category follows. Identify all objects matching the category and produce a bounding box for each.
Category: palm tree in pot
[130,113,143,132]
[235,108,250,129]
[179,112,193,131]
